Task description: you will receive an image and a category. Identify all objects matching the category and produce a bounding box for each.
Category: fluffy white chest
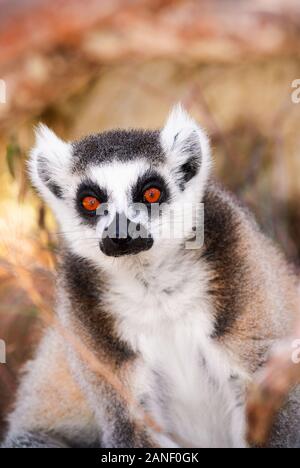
[104,262,247,448]
[134,321,246,448]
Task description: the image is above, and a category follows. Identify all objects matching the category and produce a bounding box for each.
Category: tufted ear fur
[28,124,72,201]
[160,104,211,191]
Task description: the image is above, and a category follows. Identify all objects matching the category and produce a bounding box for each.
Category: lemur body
[3,106,300,448]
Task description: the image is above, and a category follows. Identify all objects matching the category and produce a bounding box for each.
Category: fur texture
[3,105,300,448]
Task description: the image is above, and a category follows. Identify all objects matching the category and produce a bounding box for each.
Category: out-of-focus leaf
[6,141,21,179]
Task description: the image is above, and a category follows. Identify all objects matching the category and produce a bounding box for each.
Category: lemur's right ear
[28,124,72,200]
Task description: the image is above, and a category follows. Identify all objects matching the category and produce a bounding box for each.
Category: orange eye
[82,196,100,212]
[143,187,161,204]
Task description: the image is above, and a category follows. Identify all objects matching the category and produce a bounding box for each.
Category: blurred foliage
[6,139,21,179]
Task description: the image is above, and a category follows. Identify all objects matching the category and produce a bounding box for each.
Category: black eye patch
[131,170,170,206]
[76,180,108,225]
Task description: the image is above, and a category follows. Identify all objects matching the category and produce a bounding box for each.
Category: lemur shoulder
[3,105,300,448]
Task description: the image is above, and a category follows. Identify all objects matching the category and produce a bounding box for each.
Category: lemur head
[29,105,211,265]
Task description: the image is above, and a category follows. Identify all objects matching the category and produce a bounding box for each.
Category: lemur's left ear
[28,124,72,200]
[161,104,211,190]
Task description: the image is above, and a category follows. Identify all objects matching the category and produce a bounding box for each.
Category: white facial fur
[28,105,212,268]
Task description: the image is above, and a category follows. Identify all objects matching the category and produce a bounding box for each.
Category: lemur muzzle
[100,213,153,257]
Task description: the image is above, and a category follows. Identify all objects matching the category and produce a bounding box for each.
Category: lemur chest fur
[102,260,247,448]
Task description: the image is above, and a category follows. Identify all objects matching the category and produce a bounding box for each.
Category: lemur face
[29,105,211,264]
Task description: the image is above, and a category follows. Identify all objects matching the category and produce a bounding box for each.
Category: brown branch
[247,326,300,446]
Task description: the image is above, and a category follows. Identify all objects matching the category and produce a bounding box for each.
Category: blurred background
[0,0,300,441]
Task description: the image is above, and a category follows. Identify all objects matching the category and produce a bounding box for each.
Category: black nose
[109,236,132,248]
[100,214,153,257]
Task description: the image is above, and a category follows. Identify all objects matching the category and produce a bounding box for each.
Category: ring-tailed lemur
[3,105,300,448]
